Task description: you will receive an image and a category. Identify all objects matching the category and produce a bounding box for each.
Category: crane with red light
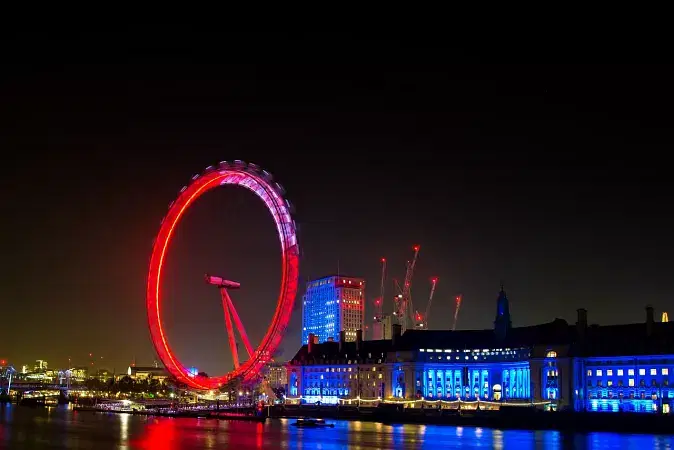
[394,245,420,333]
[414,277,438,330]
[372,258,387,340]
[205,274,253,370]
[452,293,463,331]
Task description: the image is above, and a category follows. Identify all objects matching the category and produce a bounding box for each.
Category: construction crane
[394,245,420,333]
[414,277,438,329]
[372,258,386,340]
[452,294,463,331]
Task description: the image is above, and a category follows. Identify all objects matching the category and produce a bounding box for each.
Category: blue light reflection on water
[1,404,674,449]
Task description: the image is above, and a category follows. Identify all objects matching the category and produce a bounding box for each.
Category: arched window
[546,350,557,358]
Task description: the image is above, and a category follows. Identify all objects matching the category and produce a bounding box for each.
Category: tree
[272,387,286,401]
[135,377,150,394]
[220,378,242,405]
[106,377,116,394]
[149,377,160,394]
[84,377,103,392]
[118,375,134,393]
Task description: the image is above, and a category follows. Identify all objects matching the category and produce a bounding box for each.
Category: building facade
[265,363,288,390]
[381,314,394,340]
[302,275,365,345]
[127,365,169,384]
[288,288,674,414]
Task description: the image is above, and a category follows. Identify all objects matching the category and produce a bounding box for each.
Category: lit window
[607,370,613,376]
[608,380,613,387]
[639,369,646,376]
[628,369,635,376]
[596,370,602,377]
[651,369,657,376]
[587,370,592,377]
[617,369,624,376]
[628,378,635,386]
[663,368,669,376]
[546,351,557,358]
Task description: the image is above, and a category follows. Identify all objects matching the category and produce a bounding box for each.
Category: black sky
[2,31,673,374]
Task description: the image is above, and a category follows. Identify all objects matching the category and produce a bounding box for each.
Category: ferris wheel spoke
[221,293,240,369]
[222,289,254,358]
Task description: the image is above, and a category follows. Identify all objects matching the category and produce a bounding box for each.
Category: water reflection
[119,412,130,448]
[256,422,263,449]
[1,405,674,449]
[492,429,504,450]
[134,416,179,449]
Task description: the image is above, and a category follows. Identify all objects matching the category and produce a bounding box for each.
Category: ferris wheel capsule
[275,182,286,196]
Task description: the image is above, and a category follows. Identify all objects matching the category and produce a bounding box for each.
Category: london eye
[146,161,300,390]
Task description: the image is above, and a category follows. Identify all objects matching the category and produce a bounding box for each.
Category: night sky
[2,31,673,375]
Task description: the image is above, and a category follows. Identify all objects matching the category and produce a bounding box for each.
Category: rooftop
[290,318,674,363]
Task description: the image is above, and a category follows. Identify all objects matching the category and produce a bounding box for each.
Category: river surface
[1,404,674,449]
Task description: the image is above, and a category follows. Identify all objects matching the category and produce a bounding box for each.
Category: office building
[266,363,288,390]
[302,275,365,345]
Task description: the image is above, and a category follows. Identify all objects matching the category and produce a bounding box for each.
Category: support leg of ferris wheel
[220,290,240,370]
[221,288,254,358]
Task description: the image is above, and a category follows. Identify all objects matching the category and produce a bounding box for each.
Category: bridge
[4,381,78,394]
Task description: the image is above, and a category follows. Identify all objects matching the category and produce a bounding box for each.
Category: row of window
[304,372,384,384]
[427,354,525,361]
[304,365,383,373]
[420,348,524,354]
[588,368,669,377]
[588,389,674,400]
[589,379,669,387]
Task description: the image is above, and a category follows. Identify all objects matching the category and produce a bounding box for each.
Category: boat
[292,418,335,428]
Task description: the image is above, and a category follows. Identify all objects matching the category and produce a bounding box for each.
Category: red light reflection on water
[132,418,178,450]
[256,422,263,448]
[131,417,268,449]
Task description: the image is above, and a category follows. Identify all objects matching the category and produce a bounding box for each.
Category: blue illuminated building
[301,275,365,345]
[573,306,674,413]
[288,286,674,414]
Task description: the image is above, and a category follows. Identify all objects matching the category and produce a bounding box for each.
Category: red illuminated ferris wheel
[146,161,300,390]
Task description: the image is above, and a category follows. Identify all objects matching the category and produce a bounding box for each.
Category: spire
[494,283,512,340]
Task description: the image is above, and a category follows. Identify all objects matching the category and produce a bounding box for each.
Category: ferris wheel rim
[146,162,299,390]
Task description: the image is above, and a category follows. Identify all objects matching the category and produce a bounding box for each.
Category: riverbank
[72,405,266,422]
[269,405,674,434]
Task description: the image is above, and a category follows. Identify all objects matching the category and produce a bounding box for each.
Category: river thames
[1,404,673,449]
